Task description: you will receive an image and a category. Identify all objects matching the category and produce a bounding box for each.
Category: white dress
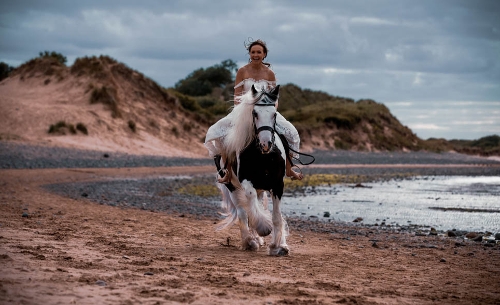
[204,78,300,159]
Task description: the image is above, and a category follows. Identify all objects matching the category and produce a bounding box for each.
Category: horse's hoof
[243,239,259,251]
[269,245,289,256]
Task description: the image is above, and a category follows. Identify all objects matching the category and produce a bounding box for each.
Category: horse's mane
[223,90,258,158]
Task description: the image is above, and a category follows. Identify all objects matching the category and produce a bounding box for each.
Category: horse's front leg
[228,188,259,251]
[268,194,289,256]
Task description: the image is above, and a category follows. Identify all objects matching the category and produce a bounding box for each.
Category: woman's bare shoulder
[265,66,276,81]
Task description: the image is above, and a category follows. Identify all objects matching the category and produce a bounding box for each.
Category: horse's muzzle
[259,141,273,154]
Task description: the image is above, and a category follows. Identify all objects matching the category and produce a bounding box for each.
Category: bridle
[253,92,278,148]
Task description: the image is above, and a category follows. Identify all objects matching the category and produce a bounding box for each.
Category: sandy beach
[1,143,500,305]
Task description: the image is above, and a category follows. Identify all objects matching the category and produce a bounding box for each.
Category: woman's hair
[245,38,271,67]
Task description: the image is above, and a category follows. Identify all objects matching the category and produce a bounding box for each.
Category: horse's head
[251,84,280,154]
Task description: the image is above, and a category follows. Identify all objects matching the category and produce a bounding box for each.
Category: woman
[205,39,303,182]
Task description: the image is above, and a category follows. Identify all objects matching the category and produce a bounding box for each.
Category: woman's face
[250,45,266,62]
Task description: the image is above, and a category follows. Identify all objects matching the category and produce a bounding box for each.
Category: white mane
[223,90,257,156]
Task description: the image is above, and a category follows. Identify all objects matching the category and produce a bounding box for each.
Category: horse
[214,84,290,256]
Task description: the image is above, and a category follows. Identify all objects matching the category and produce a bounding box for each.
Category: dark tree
[0,62,14,81]
[175,59,237,96]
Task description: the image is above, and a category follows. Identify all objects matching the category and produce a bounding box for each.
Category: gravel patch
[0,142,212,169]
[2,141,499,170]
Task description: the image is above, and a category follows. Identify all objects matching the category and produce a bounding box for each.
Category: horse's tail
[215,182,239,231]
[215,170,244,231]
[241,180,273,237]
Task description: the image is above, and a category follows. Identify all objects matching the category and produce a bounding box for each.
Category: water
[282,176,500,232]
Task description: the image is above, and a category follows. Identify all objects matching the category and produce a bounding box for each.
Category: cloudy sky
[1,0,499,140]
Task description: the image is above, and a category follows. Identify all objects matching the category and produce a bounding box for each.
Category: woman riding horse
[204,38,303,183]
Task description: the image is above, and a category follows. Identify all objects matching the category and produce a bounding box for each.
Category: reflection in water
[282,176,500,232]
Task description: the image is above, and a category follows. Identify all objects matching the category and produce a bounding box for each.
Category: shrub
[76,123,88,135]
[171,126,179,137]
[128,120,136,132]
[174,59,236,96]
[38,51,67,66]
[0,62,14,81]
[90,86,121,118]
[48,121,76,135]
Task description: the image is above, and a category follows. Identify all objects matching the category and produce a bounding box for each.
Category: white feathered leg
[241,180,273,237]
[268,193,289,256]
[216,173,259,251]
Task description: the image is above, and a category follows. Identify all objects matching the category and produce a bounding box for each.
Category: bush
[48,121,76,135]
[174,59,236,96]
[76,123,88,135]
[38,51,67,66]
[0,62,14,81]
[90,86,121,118]
[128,120,136,132]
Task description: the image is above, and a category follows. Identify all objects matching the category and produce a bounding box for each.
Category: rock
[415,231,427,236]
[103,153,110,158]
[95,280,107,286]
[353,217,363,223]
[473,235,483,242]
[495,233,500,240]
[81,193,88,197]
[22,212,29,218]
[243,272,251,277]
[465,232,478,239]
[440,258,446,263]
[372,242,379,248]
[323,211,330,218]
[144,272,154,276]
[454,242,465,247]
[447,230,457,237]
[429,228,438,236]
[484,243,494,248]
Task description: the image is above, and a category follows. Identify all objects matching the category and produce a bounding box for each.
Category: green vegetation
[76,123,88,135]
[48,121,88,135]
[0,62,14,81]
[90,86,121,118]
[174,59,237,97]
[426,135,500,156]
[38,51,67,66]
[128,120,137,133]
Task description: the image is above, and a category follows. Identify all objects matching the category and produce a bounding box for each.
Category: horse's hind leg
[268,195,289,256]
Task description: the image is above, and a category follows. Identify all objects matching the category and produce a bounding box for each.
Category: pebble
[144,272,154,276]
[440,258,446,263]
[353,217,363,223]
[95,280,107,286]
[323,212,330,218]
[465,232,479,239]
[495,233,500,240]
[22,212,29,218]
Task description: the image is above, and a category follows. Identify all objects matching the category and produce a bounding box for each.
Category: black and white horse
[215,85,289,256]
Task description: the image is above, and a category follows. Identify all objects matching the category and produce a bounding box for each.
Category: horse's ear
[251,84,258,96]
[270,85,280,100]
